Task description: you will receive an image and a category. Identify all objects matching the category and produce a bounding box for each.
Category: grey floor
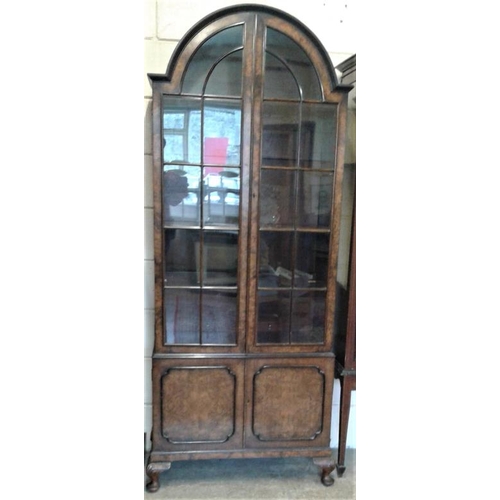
[144,449,355,499]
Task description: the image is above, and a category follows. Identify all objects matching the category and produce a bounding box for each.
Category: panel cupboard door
[151,358,244,453]
[244,357,334,450]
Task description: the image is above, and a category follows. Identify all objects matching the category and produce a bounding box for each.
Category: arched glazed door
[149,6,350,355]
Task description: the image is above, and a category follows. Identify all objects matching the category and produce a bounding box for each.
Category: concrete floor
[144,449,356,499]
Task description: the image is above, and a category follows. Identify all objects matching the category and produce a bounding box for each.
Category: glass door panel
[257,289,291,344]
[295,232,330,288]
[199,230,239,286]
[290,291,326,344]
[163,166,202,226]
[297,171,333,228]
[300,104,337,169]
[259,170,295,227]
[203,99,242,166]
[265,27,321,100]
[164,229,200,286]
[204,49,243,97]
[164,289,200,345]
[163,98,202,164]
[202,290,238,344]
[263,51,300,100]
[262,102,299,167]
[182,25,244,95]
[202,167,240,227]
[258,231,294,285]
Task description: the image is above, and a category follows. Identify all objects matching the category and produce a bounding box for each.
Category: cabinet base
[145,448,336,492]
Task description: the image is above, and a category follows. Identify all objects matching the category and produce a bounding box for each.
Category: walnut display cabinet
[146,4,352,492]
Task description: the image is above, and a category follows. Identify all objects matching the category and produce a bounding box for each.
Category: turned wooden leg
[313,458,336,486]
[337,374,355,477]
[145,461,171,493]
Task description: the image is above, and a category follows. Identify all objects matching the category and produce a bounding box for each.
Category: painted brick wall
[144,0,356,451]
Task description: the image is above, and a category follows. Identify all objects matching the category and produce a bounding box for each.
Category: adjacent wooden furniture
[334,54,356,476]
[146,5,352,492]
[336,204,356,475]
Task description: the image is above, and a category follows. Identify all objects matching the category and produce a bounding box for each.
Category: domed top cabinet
[146,4,352,491]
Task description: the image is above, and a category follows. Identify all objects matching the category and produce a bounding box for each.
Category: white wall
[144,0,356,451]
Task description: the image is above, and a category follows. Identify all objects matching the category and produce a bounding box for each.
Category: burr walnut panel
[161,366,236,444]
[244,358,334,449]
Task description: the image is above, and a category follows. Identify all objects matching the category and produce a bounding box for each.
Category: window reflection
[203,100,242,166]
[163,166,200,226]
[163,98,201,164]
[203,168,240,226]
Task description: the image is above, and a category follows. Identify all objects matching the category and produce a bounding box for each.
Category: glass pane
[163,97,201,164]
[297,171,333,228]
[257,290,291,344]
[290,291,326,344]
[202,290,237,344]
[183,25,244,95]
[203,99,242,166]
[203,167,240,226]
[300,103,337,169]
[260,170,295,227]
[199,231,238,286]
[164,229,200,286]
[264,52,300,100]
[265,28,321,101]
[164,289,200,345]
[163,166,201,226]
[205,50,243,97]
[262,102,299,167]
[295,233,330,288]
[258,231,293,287]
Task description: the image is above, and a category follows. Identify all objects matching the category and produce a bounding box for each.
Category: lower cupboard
[146,356,336,490]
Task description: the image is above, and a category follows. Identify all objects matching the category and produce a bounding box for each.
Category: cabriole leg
[145,461,171,493]
[313,458,336,486]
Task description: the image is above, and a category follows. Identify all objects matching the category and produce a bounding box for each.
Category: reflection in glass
[259,170,295,227]
[300,103,337,169]
[290,291,325,344]
[163,98,201,164]
[257,290,290,344]
[205,50,243,97]
[183,25,244,95]
[203,167,240,226]
[298,171,333,228]
[198,231,239,286]
[164,229,200,286]
[164,289,200,344]
[262,102,299,167]
[295,232,330,288]
[202,290,237,344]
[264,52,300,100]
[163,166,201,226]
[265,28,321,101]
[203,100,242,166]
[258,231,293,287]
